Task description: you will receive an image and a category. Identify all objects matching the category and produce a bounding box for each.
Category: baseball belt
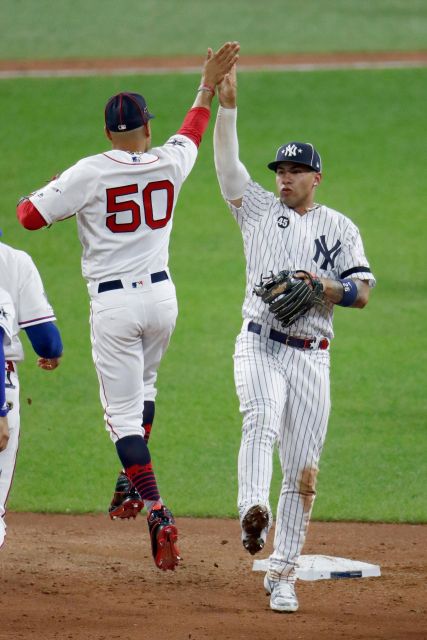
[98,270,168,293]
[247,321,329,350]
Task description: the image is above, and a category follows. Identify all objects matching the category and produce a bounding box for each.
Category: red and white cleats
[147,503,180,571]
[109,472,144,520]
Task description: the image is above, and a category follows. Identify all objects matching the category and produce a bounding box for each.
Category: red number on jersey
[106,184,140,233]
[143,180,174,230]
[106,181,174,233]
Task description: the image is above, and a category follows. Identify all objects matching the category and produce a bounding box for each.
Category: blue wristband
[0,402,9,417]
[337,278,358,307]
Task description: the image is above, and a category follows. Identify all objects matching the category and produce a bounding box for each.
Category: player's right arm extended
[214,63,249,206]
[177,42,240,148]
[213,106,250,206]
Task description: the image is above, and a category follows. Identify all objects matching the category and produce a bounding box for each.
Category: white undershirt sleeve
[214,106,250,201]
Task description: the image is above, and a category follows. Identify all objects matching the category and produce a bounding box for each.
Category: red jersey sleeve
[177,107,210,148]
[17,199,48,230]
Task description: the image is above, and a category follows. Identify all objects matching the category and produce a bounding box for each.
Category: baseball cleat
[241,505,269,555]
[109,471,144,520]
[264,575,299,613]
[147,503,180,571]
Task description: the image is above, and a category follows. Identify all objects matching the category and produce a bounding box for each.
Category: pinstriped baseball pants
[234,323,331,579]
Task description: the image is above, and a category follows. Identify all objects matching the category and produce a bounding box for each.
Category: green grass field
[1,0,427,59]
[1,65,426,522]
[1,0,426,523]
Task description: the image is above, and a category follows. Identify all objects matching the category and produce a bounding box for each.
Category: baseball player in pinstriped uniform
[0,238,63,549]
[213,65,375,612]
[17,43,240,571]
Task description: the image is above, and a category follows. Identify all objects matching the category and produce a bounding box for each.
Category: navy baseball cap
[268,142,322,173]
[105,92,155,132]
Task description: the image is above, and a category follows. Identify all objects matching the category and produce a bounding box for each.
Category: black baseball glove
[253,270,324,328]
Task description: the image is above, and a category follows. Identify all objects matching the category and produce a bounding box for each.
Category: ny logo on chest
[275,214,342,271]
[313,235,342,270]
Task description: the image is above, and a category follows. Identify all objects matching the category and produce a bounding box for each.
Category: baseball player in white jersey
[17,42,240,571]
[213,65,375,612]
[0,238,63,549]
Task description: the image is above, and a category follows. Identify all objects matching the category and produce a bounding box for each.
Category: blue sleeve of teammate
[0,327,7,416]
[24,322,63,358]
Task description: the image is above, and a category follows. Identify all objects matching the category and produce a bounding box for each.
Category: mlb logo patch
[132,280,144,288]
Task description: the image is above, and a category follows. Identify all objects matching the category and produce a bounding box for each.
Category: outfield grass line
[2,60,427,79]
[1,50,426,79]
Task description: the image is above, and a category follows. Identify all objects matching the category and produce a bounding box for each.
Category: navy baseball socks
[109,402,155,519]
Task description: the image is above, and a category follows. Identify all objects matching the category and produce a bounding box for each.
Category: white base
[253,554,381,581]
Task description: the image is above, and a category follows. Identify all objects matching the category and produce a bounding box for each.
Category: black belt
[98,271,168,293]
[247,321,329,350]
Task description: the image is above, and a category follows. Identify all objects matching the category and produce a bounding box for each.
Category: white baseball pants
[234,322,331,579]
[0,363,20,548]
[89,274,177,443]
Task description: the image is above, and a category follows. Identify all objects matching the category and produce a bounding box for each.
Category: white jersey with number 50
[29,134,198,282]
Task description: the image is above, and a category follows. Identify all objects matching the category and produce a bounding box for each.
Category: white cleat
[264,575,299,613]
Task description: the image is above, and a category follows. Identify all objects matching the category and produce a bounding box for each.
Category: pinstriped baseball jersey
[214,103,375,593]
[29,134,198,282]
[229,180,376,339]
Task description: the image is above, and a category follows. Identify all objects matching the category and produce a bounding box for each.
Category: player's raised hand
[0,416,9,451]
[218,63,238,109]
[202,41,240,88]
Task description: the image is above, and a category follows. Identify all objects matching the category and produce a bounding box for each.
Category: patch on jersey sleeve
[166,137,186,147]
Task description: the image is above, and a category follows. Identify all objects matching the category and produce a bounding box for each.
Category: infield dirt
[1,513,426,640]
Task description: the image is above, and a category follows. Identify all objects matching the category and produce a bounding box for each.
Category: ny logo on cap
[282,144,302,157]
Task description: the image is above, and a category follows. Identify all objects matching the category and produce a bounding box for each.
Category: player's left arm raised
[174,42,240,149]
